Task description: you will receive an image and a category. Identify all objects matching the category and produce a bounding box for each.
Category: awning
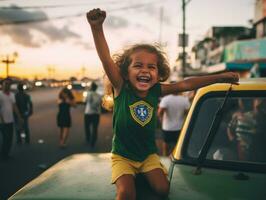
[206,62,266,73]
[223,38,266,62]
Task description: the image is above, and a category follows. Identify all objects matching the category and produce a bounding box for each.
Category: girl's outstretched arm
[87,8,123,92]
[161,72,239,96]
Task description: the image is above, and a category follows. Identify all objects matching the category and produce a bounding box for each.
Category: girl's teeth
[138,77,149,83]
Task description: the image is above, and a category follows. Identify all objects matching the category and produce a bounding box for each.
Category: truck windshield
[186,96,266,164]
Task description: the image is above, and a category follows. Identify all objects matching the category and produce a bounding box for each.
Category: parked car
[9,79,266,200]
[67,82,87,103]
[10,82,33,92]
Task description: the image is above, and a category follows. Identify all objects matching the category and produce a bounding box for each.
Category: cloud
[0,5,81,48]
[105,15,129,29]
[137,4,172,25]
[143,6,172,25]
[74,40,95,50]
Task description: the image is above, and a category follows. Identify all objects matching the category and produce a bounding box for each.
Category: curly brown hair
[102,43,171,111]
[113,43,170,82]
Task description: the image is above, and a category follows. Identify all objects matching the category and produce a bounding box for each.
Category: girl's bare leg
[144,168,169,197]
[115,174,136,200]
[59,128,64,146]
[61,128,69,146]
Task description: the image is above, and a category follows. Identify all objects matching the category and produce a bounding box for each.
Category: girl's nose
[140,65,149,72]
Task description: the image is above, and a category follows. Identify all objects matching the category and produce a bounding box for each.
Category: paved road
[0,88,113,199]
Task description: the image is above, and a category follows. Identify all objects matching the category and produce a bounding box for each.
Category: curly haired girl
[87,8,239,200]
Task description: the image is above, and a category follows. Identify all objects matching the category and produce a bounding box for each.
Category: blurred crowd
[0,78,33,161]
[0,78,104,161]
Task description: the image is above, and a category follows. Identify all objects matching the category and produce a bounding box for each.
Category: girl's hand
[86,8,106,27]
[218,72,239,84]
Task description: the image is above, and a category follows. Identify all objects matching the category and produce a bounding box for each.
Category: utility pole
[2,54,16,78]
[159,6,164,46]
[182,0,186,76]
[47,66,52,79]
[47,66,56,79]
[81,66,86,78]
[181,0,191,77]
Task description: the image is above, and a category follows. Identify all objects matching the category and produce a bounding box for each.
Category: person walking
[15,83,33,144]
[158,92,190,156]
[0,78,23,160]
[56,87,75,148]
[84,81,102,147]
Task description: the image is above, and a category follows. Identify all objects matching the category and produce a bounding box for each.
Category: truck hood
[9,153,171,200]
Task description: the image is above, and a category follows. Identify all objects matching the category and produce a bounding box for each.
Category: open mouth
[137,76,151,83]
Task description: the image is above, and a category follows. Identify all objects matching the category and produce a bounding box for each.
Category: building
[189,0,266,78]
[254,0,266,38]
[192,26,253,67]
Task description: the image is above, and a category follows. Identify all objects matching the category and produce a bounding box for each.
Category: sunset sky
[0,0,254,80]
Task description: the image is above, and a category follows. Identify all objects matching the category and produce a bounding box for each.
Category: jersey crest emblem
[129,100,153,127]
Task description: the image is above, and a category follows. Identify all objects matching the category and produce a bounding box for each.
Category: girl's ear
[157,71,161,82]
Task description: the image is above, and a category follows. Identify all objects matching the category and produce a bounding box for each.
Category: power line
[0,2,160,26]
[0,4,92,9]
[0,14,80,25]
[0,1,123,10]
[0,0,157,9]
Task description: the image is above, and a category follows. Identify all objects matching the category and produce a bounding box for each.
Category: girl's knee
[153,181,170,197]
[116,186,136,200]
[115,174,136,200]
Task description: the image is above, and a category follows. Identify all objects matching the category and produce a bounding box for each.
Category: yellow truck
[10,79,266,200]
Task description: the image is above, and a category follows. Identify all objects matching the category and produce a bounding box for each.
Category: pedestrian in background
[158,92,190,156]
[56,87,75,148]
[84,81,102,147]
[0,78,23,160]
[15,83,33,144]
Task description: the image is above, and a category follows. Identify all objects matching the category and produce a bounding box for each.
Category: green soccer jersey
[112,83,161,162]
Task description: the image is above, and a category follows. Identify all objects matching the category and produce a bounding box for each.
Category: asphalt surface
[0,88,113,200]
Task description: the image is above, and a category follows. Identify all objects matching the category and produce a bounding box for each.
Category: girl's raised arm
[161,72,239,96]
[87,8,123,91]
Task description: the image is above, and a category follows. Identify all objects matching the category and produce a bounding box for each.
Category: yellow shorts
[111,153,168,184]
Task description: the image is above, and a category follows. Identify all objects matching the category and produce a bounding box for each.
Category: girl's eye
[148,65,157,69]
[133,63,142,68]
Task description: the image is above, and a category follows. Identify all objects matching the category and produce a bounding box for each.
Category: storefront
[206,38,266,77]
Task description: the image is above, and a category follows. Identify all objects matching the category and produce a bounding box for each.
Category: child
[87,8,239,200]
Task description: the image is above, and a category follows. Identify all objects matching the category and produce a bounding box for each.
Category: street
[0,88,113,199]
[0,1,264,199]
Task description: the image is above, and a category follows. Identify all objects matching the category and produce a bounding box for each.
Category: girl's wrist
[90,24,103,31]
